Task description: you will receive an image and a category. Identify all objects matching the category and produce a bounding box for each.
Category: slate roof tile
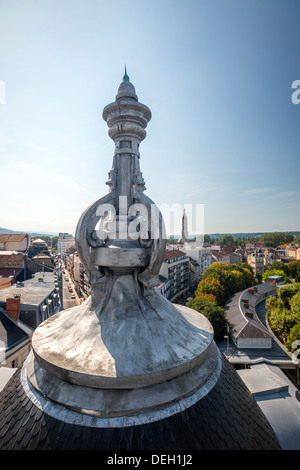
[0,356,282,450]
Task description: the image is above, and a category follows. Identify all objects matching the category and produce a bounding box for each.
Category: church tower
[181,208,189,243]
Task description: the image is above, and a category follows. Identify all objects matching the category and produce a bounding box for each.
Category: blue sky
[0,0,299,236]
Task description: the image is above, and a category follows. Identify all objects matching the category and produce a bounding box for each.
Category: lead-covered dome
[115,67,138,101]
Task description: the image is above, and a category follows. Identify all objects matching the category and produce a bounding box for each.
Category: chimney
[245,311,253,319]
[6,297,21,321]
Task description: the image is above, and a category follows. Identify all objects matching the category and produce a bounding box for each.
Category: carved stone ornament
[24,71,221,422]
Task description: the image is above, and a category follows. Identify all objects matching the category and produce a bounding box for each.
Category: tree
[262,268,290,284]
[220,234,234,247]
[186,295,228,340]
[286,324,300,353]
[288,261,300,281]
[230,270,245,292]
[277,283,300,309]
[265,295,279,311]
[267,307,300,343]
[51,236,58,251]
[196,278,225,305]
[201,262,255,301]
[268,261,289,275]
[266,283,300,344]
[260,232,294,247]
[290,291,300,316]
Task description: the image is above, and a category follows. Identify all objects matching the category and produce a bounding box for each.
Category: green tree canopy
[266,283,300,345]
[260,232,294,247]
[290,291,300,316]
[51,236,58,250]
[220,234,234,247]
[262,268,290,284]
[287,261,300,281]
[201,262,255,301]
[186,295,228,340]
[267,307,300,343]
[196,277,225,305]
[286,324,300,354]
[268,261,289,275]
[277,283,300,308]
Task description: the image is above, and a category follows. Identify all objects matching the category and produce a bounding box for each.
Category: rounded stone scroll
[75,188,167,296]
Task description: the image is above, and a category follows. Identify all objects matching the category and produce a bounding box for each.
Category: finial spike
[123,64,130,82]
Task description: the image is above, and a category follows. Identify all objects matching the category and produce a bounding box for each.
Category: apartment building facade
[57,233,75,255]
[182,245,212,282]
[159,249,190,302]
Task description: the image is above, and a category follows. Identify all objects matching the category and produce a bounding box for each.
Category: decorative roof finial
[123,65,130,82]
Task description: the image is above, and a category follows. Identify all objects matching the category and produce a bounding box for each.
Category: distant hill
[169,231,300,241]
[0,227,58,238]
[0,227,17,235]
[1,226,299,241]
[207,231,300,241]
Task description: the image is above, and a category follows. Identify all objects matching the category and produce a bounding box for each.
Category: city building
[0,252,25,285]
[0,307,31,368]
[72,252,89,299]
[32,253,54,269]
[57,233,75,255]
[263,249,276,269]
[248,248,265,274]
[287,244,300,261]
[159,249,190,301]
[189,258,200,290]
[157,274,171,298]
[224,284,276,350]
[0,233,30,252]
[0,251,25,269]
[27,238,51,259]
[0,272,60,330]
[212,248,242,265]
[182,244,212,280]
[245,241,265,252]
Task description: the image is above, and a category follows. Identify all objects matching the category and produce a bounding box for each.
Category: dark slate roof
[0,310,29,349]
[0,355,281,450]
[224,284,275,340]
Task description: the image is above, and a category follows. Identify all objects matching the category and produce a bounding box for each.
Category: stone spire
[25,72,219,419]
[182,208,189,243]
[123,64,129,82]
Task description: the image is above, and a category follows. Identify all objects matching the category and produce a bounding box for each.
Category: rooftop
[219,285,294,368]
[237,363,300,450]
[0,308,30,349]
[0,234,28,242]
[163,249,187,260]
[0,272,55,307]
[225,283,275,340]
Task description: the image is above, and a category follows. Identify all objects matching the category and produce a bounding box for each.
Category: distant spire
[123,65,130,82]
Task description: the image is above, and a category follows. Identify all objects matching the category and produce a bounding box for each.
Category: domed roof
[115,66,138,101]
[0,355,280,450]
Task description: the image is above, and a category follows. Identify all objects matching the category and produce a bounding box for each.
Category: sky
[0,0,299,237]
